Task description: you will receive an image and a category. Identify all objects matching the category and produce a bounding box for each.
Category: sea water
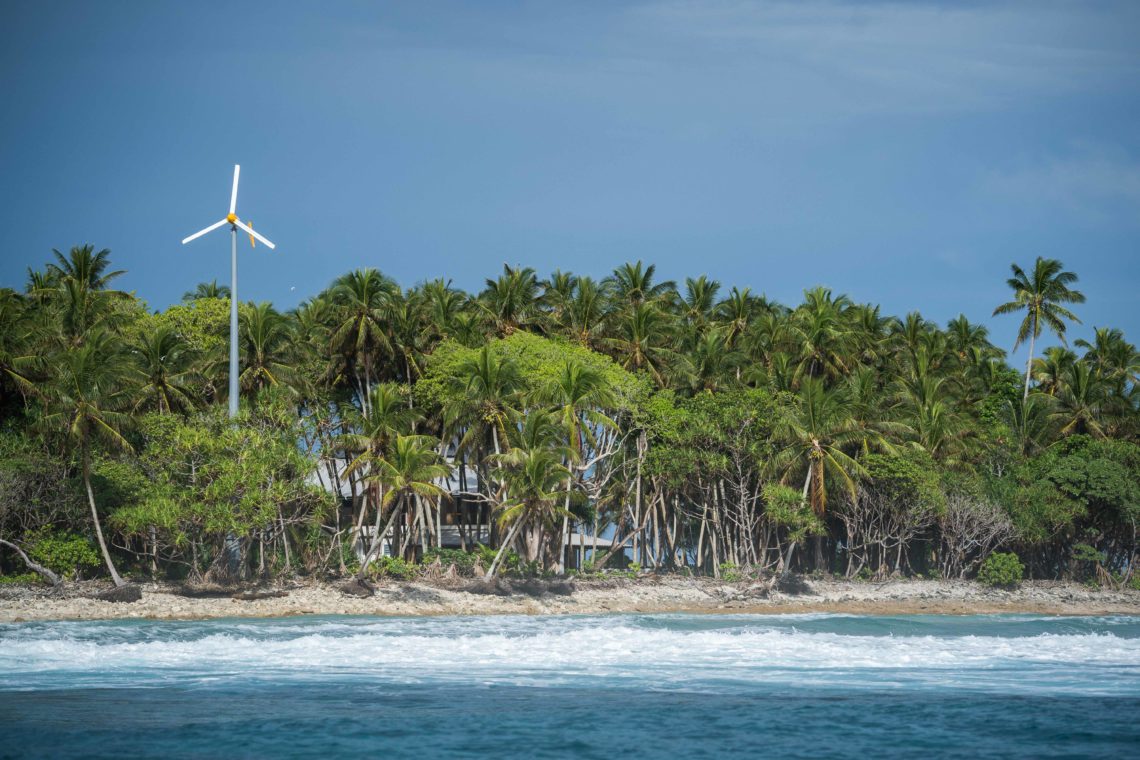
[2,613,1138,757]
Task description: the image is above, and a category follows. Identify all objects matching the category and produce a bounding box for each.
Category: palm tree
[773,378,870,518]
[182,280,231,302]
[480,264,539,335]
[563,276,607,349]
[1002,394,1055,457]
[715,286,758,351]
[993,257,1085,400]
[603,302,685,388]
[791,287,855,383]
[1052,362,1107,438]
[421,278,468,342]
[131,325,198,414]
[40,331,134,587]
[45,245,128,344]
[681,275,720,334]
[539,270,578,330]
[47,245,124,291]
[328,268,396,410]
[0,289,39,405]
[369,434,450,561]
[446,344,523,457]
[340,382,423,542]
[604,260,676,310]
[1031,347,1078,397]
[1077,327,1139,388]
[236,302,297,397]
[487,412,574,572]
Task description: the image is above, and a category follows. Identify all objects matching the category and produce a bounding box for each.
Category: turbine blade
[181,218,229,245]
[233,219,275,249]
[229,164,241,214]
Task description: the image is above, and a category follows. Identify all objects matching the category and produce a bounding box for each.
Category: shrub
[977,552,1024,589]
[422,548,479,576]
[0,573,42,585]
[719,562,742,582]
[370,555,417,580]
[27,529,101,580]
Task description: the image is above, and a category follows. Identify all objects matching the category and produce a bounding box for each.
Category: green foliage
[152,298,230,354]
[977,552,1024,588]
[26,528,100,579]
[719,562,743,582]
[0,572,41,585]
[370,555,417,580]
[763,483,824,540]
[1071,543,1106,564]
[423,548,481,576]
[417,331,644,416]
[110,405,331,575]
[862,451,946,516]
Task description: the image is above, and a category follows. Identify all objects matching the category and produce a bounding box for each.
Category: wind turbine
[182,165,277,418]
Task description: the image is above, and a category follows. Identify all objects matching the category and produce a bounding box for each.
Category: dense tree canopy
[1,247,1137,586]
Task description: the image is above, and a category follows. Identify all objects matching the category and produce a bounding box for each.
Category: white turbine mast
[181,164,277,418]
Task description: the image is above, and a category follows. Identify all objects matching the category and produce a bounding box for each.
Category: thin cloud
[980,145,1140,224]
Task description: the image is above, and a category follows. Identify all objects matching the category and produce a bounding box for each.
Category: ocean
[2,613,1138,758]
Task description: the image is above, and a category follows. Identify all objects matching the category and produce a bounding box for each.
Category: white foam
[3,615,1138,694]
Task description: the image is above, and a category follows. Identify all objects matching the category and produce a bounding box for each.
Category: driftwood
[0,538,62,587]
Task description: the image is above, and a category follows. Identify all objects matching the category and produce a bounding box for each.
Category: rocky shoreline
[2,576,1139,622]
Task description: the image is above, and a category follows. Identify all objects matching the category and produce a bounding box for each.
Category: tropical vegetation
[1,250,1137,587]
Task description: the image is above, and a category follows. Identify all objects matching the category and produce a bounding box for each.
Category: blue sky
[2,1,1138,363]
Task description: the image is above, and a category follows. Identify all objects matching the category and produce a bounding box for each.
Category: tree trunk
[0,538,62,586]
[1023,322,1036,401]
[84,450,124,587]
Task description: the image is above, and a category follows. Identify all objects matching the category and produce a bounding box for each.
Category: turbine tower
[181,165,277,418]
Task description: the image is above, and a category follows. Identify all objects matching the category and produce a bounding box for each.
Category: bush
[422,548,479,576]
[977,552,1024,589]
[0,572,42,585]
[27,529,101,580]
[719,562,742,582]
[370,555,417,580]
[477,544,520,575]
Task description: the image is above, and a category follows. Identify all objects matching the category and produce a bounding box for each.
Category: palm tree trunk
[83,449,124,587]
[1023,327,1036,401]
[486,518,524,578]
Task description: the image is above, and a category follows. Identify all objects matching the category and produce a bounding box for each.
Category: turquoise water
[2,613,1139,757]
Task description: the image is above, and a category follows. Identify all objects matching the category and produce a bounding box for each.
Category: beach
[2,576,1137,622]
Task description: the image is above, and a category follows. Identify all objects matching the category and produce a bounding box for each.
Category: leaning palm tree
[993,257,1085,400]
[341,383,422,552]
[486,415,574,575]
[367,434,450,562]
[39,331,134,587]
